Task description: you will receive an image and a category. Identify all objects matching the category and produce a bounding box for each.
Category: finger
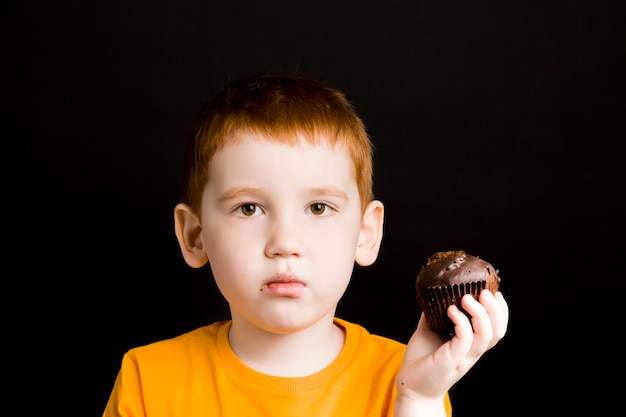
[446,304,474,355]
[475,290,509,350]
[459,293,492,353]
[481,290,509,341]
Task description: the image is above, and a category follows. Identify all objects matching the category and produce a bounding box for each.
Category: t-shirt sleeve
[102,353,144,417]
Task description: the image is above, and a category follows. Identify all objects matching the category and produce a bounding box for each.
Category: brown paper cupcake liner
[417,280,489,336]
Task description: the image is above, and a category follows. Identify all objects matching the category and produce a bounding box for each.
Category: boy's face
[198,134,368,334]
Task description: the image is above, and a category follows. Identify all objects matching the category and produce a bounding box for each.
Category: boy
[103,72,509,417]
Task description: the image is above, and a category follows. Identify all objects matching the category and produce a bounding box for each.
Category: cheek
[202,218,257,258]
[201,226,254,279]
[311,228,361,278]
[316,220,362,253]
[205,241,260,305]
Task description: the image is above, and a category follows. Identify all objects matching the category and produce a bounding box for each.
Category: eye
[238,203,259,216]
[309,202,328,216]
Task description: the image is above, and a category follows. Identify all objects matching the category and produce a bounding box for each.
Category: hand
[395,290,509,405]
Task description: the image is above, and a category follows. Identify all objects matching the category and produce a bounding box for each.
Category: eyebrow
[307,187,349,201]
[218,186,349,203]
[218,188,262,204]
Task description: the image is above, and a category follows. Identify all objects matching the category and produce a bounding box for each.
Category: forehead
[209,133,356,184]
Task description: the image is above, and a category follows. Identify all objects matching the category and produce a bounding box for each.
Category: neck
[228,312,345,377]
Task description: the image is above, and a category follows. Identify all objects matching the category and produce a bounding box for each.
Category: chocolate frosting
[416,250,500,290]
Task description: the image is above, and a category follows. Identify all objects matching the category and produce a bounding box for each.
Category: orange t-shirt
[103,317,452,416]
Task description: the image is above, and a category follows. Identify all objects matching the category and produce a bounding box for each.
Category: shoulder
[335,317,406,359]
[124,321,227,365]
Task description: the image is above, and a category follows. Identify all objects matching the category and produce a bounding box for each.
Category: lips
[261,273,305,297]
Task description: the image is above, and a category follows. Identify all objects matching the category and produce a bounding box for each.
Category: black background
[10,1,624,415]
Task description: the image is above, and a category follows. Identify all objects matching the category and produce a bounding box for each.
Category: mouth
[261,272,306,297]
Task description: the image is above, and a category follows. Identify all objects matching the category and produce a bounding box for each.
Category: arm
[393,289,509,417]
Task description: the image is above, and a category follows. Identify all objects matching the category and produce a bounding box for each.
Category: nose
[264,213,303,258]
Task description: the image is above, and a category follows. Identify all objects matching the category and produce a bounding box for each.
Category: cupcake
[415,250,501,337]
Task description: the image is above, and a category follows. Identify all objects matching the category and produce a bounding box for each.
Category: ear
[174,203,209,268]
[355,200,384,266]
